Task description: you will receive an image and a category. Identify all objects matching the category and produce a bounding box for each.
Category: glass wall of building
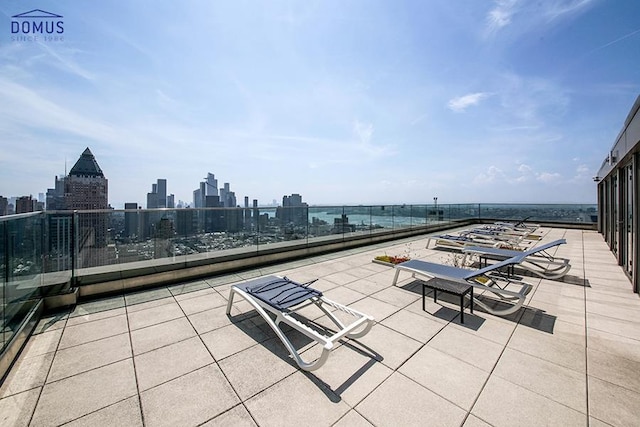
[596,95,640,293]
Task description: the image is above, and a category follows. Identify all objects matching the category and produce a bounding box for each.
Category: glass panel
[1,213,42,353]
[627,164,633,274]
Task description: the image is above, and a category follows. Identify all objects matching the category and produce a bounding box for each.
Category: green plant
[374,254,410,264]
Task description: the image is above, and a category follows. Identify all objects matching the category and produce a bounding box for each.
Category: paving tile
[507,325,586,373]
[526,299,586,326]
[356,372,466,427]
[168,280,211,297]
[130,316,197,355]
[588,376,640,427]
[124,287,173,306]
[69,297,125,318]
[307,343,392,407]
[350,323,422,370]
[127,301,185,331]
[587,312,640,341]
[344,278,391,296]
[380,308,446,343]
[370,286,420,308]
[19,328,63,358]
[32,311,69,334]
[200,318,268,361]
[447,312,517,345]
[324,271,362,286]
[64,396,143,427]
[322,286,368,307]
[347,296,400,322]
[0,352,53,398]
[428,326,504,372]
[588,347,640,394]
[188,305,237,335]
[66,307,127,327]
[218,340,297,400]
[124,296,175,314]
[30,359,137,427]
[462,414,493,427]
[587,328,640,364]
[58,314,129,349]
[333,410,375,427]
[400,345,489,410]
[177,290,228,315]
[585,288,640,309]
[201,404,257,426]
[493,348,586,413]
[245,371,349,427]
[48,333,132,382]
[0,388,41,427]
[134,336,214,391]
[472,375,586,427]
[140,364,240,427]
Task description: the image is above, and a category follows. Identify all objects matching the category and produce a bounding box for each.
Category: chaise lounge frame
[462,239,570,280]
[392,256,533,316]
[226,275,375,371]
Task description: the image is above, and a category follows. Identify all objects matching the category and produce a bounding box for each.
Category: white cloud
[447,92,491,113]
[486,0,519,34]
[473,165,506,185]
[518,164,533,174]
[354,120,374,145]
[537,172,562,183]
[485,0,597,37]
[544,0,596,21]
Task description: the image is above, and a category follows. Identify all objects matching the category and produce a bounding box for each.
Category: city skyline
[2,1,639,207]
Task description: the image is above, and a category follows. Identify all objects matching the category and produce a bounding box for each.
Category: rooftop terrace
[1,227,639,427]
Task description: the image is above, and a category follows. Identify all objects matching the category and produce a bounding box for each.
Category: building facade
[596,95,640,293]
[64,148,109,268]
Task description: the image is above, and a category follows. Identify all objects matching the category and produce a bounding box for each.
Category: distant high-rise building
[15,195,35,214]
[167,194,175,209]
[157,179,167,208]
[147,179,168,208]
[219,182,236,207]
[124,202,138,239]
[205,173,218,196]
[193,188,202,208]
[46,175,66,210]
[277,193,308,226]
[194,173,222,208]
[0,196,8,216]
[64,147,109,267]
[65,148,108,210]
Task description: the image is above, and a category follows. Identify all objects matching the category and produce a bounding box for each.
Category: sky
[1,0,639,208]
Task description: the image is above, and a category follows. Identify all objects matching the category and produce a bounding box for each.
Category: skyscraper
[277,193,308,226]
[65,148,109,210]
[147,179,168,208]
[64,147,109,267]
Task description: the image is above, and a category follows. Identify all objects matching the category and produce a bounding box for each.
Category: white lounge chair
[462,239,570,279]
[226,275,375,371]
[493,217,540,233]
[392,256,533,316]
[426,233,526,251]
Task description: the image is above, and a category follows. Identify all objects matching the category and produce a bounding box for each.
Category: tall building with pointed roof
[65,147,108,210]
[64,148,109,267]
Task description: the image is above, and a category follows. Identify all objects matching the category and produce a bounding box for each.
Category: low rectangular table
[421,278,474,323]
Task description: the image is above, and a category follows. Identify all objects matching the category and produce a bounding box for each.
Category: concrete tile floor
[2,229,640,426]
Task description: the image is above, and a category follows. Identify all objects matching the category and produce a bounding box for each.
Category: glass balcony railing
[0,203,597,355]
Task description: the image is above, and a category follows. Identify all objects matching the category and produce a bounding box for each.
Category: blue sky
[1,0,639,208]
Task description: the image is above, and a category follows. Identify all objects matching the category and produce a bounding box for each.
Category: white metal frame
[226,277,375,371]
